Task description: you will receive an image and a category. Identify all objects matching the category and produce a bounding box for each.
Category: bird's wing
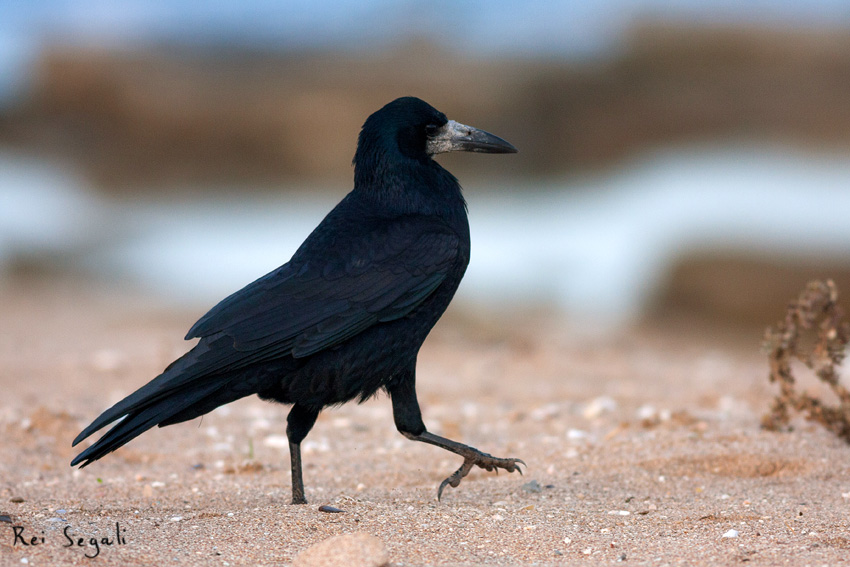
[185,216,460,365]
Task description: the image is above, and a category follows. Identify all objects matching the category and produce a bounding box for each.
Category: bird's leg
[388,372,524,500]
[405,431,525,500]
[289,440,306,504]
[286,404,320,505]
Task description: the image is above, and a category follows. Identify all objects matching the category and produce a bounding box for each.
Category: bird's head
[355,97,516,172]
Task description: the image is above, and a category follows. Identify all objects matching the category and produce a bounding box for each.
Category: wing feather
[184,215,459,367]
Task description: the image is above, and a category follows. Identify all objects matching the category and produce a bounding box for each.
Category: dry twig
[762,280,850,442]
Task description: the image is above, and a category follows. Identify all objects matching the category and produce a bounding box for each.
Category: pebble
[318,505,344,513]
[636,404,657,420]
[10,497,24,503]
[722,529,739,538]
[292,533,388,567]
[263,435,290,449]
[582,396,617,419]
[522,480,542,493]
[530,403,560,421]
[566,429,588,440]
[0,515,12,523]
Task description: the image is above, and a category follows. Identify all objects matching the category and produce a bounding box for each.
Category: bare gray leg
[289,440,307,505]
[404,430,524,500]
[388,371,524,500]
[286,404,320,505]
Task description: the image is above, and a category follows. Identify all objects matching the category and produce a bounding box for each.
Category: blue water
[3,145,850,324]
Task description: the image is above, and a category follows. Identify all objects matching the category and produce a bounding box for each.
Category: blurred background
[3,1,850,333]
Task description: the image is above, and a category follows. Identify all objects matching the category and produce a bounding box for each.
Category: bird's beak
[427,120,518,156]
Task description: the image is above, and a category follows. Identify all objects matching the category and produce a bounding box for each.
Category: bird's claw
[437,452,525,501]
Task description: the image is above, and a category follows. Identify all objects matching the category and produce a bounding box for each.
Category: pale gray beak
[426,120,518,156]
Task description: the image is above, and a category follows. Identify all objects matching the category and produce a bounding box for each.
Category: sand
[1,279,849,566]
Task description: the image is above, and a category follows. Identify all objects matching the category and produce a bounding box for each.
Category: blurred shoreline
[3,20,850,331]
[3,22,850,195]
[4,144,850,330]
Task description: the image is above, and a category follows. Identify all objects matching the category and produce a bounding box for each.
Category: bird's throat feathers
[353,143,466,217]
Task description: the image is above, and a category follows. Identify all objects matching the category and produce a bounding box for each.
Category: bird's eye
[425,124,440,137]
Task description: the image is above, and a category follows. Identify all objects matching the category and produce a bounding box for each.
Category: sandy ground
[1,280,850,566]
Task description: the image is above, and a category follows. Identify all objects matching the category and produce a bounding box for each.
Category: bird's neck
[354,155,467,219]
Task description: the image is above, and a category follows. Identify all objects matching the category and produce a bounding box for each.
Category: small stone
[582,396,617,419]
[263,435,290,449]
[636,404,656,420]
[318,505,344,513]
[10,497,24,503]
[0,515,12,523]
[521,480,542,493]
[566,429,588,440]
[293,532,388,567]
[722,529,739,538]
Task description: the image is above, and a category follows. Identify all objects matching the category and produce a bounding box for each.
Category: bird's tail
[71,337,260,468]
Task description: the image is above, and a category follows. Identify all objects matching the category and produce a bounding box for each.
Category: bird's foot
[437,449,525,500]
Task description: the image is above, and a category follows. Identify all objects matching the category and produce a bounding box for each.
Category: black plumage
[72,96,522,503]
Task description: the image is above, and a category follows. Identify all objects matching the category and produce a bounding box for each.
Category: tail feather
[72,338,228,447]
[160,380,255,427]
[71,338,263,468]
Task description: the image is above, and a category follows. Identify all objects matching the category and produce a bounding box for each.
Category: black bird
[71,96,522,503]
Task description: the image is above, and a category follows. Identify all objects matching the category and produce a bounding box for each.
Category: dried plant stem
[762,280,850,442]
